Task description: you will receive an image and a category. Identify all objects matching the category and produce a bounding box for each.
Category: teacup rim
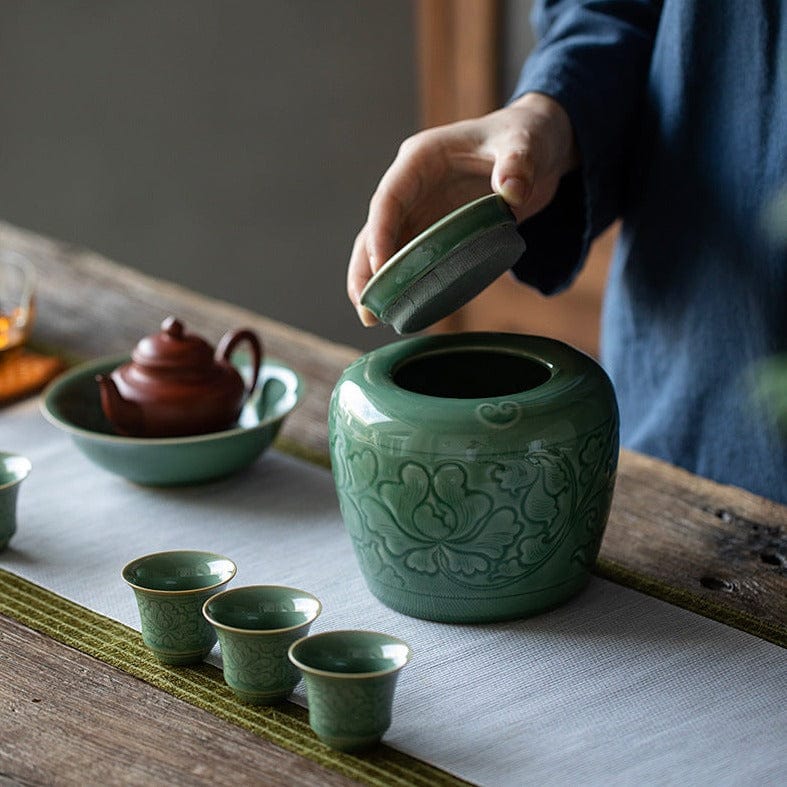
[288,629,413,679]
[121,549,237,596]
[0,452,32,490]
[202,584,323,635]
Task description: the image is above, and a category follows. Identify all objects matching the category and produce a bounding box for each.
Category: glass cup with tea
[0,251,36,360]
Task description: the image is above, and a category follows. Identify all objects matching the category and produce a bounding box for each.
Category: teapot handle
[215,329,263,398]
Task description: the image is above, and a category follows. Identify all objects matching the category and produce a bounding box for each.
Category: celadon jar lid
[359,194,526,334]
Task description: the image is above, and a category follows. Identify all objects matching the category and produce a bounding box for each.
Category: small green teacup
[288,630,412,752]
[0,452,32,551]
[122,550,237,665]
[203,585,322,704]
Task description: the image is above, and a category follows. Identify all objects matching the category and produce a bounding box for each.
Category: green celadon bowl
[41,354,302,486]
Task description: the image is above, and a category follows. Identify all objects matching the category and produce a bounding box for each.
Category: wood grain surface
[0,614,358,787]
[605,451,786,642]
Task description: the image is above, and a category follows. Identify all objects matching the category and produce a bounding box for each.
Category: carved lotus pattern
[218,632,302,697]
[306,675,394,739]
[331,419,616,591]
[361,462,520,579]
[136,592,217,653]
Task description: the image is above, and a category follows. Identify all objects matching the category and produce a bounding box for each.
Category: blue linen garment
[511,0,787,503]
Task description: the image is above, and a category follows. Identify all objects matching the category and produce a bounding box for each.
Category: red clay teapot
[97,316,262,437]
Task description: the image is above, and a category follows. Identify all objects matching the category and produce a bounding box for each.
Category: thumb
[490,146,535,213]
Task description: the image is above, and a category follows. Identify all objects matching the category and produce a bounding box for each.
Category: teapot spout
[96,374,144,437]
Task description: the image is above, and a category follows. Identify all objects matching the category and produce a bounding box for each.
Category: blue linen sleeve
[511,0,662,294]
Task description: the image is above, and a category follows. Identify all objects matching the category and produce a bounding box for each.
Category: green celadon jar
[328,332,619,623]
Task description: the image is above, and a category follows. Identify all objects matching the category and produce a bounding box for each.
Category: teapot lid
[132,316,214,370]
[359,194,526,334]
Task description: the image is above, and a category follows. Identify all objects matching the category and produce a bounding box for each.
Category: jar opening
[392,349,551,399]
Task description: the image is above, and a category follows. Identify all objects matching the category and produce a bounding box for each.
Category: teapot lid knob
[162,316,185,339]
[132,316,214,370]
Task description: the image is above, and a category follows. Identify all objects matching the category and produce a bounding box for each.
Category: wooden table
[1,221,785,785]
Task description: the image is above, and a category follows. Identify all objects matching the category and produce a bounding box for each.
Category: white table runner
[2,397,785,786]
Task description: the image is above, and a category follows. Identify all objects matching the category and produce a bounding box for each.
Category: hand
[347,92,579,325]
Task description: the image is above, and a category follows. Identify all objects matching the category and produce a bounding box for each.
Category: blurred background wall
[0,1,545,354]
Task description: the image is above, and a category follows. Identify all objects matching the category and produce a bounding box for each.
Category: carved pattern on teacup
[474,400,521,429]
[306,677,392,737]
[137,595,214,651]
[217,632,301,694]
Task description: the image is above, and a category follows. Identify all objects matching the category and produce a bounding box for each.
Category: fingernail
[499,177,528,207]
[356,304,378,327]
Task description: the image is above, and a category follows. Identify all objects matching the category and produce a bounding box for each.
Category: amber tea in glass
[0,252,36,357]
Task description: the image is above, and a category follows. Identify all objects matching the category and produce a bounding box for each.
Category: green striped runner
[0,567,469,786]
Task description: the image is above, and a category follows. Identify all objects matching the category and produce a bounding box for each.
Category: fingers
[488,129,537,218]
[492,148,535,210]
[347,225,378,326]
[365,131,447,268]
[487,94,579,221]
[346,97,579,328]
[348,131,451,327]
[365,188,405,277]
